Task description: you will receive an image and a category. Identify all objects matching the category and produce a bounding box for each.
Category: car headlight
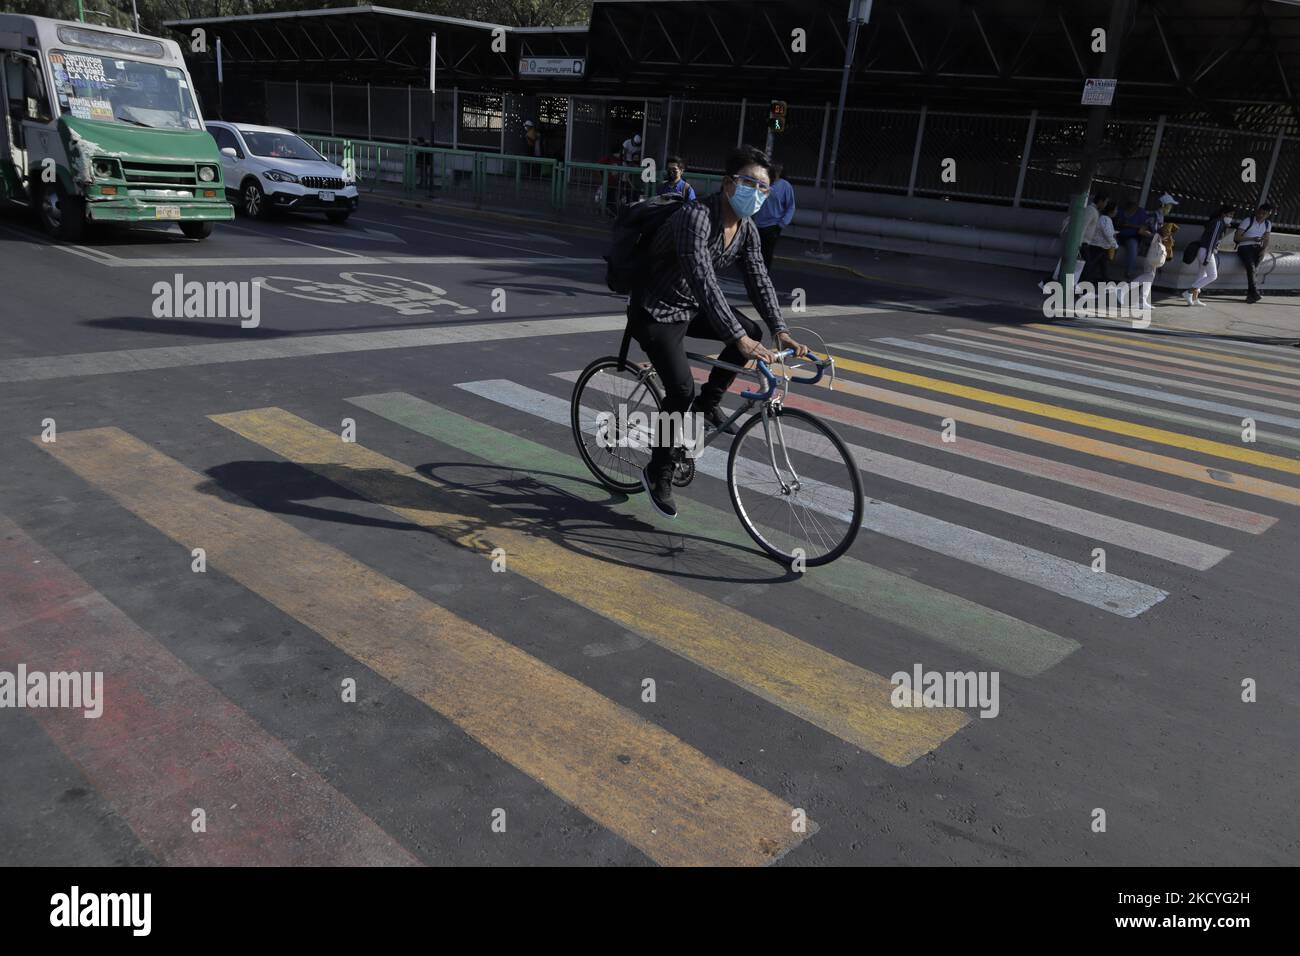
[92,158,121,180]
[197,164,217,183]
[263,169,299,184]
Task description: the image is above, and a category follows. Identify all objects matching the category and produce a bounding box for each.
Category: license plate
[155,205,181,220]
[319,191,335,202]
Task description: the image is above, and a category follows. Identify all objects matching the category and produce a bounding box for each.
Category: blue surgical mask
[728,183,767,219]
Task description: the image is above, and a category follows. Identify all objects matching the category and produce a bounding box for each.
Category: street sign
[518,57,585,78]
[1081,77,1116,106]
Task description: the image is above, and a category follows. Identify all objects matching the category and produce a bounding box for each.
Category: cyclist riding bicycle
[630,145,809,519]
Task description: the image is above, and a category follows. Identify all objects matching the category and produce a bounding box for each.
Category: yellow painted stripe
[832,354,1300,476]
[38,426,810,867]
[1032,325,1300,378]
[811,374,1300,507]
[211,407,967,766]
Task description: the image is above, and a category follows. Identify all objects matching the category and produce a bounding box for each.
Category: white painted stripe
[875,337,1300,432]
[936,331,1300,414]
[457,379,1169,617]
[1054,322,1300,365]
[0,314,626,384]
[72,255,607,268]
[570,373,1229,570]
[551,368,1276,535]
[0,305,881,384]
[834,341,1300,454]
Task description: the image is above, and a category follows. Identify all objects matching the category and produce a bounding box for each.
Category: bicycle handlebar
[740,349,833,400]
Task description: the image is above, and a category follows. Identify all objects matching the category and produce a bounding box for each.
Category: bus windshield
[47,50,200,130]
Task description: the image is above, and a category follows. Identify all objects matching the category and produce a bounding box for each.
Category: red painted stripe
[0,515,418,866]
[686,368,1274,534]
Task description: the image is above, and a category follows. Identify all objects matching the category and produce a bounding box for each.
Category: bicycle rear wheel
[727,406,864,567]
[571,356,664,493]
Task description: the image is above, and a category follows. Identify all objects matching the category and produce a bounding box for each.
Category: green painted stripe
[346,390,1081,677]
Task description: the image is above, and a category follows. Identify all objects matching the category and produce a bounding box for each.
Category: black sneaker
[699,404,738,435]
[640,465,678,519]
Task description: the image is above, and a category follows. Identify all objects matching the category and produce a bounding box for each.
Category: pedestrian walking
[1039,192,1107,290]
[1081,198,1118,284]
[1181,204,1236,306]
[1121,222,1178,310]
[753,162,796,271]
[1235,200,1275,304]
[658,155,697,201]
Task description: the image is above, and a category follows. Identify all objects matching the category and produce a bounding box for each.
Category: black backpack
[603,192,687,294]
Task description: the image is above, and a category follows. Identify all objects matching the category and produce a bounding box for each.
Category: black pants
[1238,245,1262,299]
[628,300,763,473]
[758,225,782,270]
[1080,244,1111,284]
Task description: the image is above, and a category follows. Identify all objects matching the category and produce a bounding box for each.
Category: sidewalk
[368,193,1300,345]
[779,233,1300,344]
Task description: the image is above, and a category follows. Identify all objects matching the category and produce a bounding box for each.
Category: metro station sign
[519,57,585,78]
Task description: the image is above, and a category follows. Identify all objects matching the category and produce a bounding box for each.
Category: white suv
[206,122,358,223]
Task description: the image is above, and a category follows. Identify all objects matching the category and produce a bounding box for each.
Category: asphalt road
[1,199,1297,866]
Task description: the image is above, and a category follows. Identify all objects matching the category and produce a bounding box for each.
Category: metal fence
[268,81,1300,228]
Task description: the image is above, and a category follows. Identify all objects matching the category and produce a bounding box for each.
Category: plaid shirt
[639,192,786,342]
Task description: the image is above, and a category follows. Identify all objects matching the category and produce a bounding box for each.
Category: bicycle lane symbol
[254,272,479,317]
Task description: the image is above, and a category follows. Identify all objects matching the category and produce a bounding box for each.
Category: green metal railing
[298,135,719,220]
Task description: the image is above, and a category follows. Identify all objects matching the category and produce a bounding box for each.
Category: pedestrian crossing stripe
[461,379,1169,616]
[665,368,1274,534]
[1028,324,1300,377]
[953,327,1300,401]
[569,369,1231,570]
[209,406,969,766]
[347,391,1079,677]
[0,514,418,866]
[35,426,812,867]
[876,336,1300,438]
[828,354,1300,476]
[838,340,1300,454]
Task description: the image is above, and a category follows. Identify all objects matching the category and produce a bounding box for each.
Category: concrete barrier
[790,193,1299,292]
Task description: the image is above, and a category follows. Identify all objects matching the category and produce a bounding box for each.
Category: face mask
[728,183,767,219]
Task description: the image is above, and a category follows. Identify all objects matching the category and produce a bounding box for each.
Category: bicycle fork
[760,404,801,496]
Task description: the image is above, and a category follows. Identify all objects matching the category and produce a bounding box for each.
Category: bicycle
[570,333,865,567]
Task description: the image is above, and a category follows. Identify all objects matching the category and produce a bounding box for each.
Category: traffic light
[768,99,788,133]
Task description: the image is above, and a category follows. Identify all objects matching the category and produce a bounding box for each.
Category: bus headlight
[92,158,121,180]
[197,164,218,183]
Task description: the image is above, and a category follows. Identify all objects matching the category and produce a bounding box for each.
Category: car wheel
[40,182,85,241]
[325,211,350,225]
[241,179,269,219]
[179,221,214,239]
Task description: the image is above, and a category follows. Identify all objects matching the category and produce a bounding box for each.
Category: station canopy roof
[163,5,587,87]
[166,1,1300,130]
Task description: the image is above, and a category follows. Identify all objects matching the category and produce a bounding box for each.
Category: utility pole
[1055,0,1133,289]
[809,0,871,260]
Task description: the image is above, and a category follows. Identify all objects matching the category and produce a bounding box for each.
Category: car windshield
[48,51,200,130]
[242,132,323,161]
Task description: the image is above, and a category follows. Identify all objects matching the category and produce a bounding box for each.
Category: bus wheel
[40,183,85,242]
[180,221,214,240]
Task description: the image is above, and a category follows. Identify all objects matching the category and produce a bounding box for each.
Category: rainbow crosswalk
[10,317,1300,866]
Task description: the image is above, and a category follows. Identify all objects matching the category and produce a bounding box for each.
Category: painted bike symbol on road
[255,272,479,316]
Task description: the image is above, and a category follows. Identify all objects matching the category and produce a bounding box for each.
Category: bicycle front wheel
[571,356,664,493]
[727,406,864,567]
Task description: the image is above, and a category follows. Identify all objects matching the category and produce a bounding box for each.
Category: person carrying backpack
[1235,201,1275,304]
[607,145,809,519]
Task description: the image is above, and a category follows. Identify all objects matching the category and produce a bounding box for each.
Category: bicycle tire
[570,355,664,493]
[727,406,864,567]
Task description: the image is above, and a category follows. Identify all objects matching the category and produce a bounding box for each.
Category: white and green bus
[0,14,232,240]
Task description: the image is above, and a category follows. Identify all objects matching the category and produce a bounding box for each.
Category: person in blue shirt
[753,162,795,270]
[658,155,697,201]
